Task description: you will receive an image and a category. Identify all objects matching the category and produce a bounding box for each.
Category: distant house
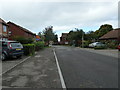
[60,33,69,45]
[0,18,9,41]
[7,22,36,40]
[99,28,120,43]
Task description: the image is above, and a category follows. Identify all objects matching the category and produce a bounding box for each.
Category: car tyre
[2,53,6,60]
[16,55,22,59]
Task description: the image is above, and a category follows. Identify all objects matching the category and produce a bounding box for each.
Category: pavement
[55,46,118,88]
[2,55,29,73]
[2,47,62,89]
[78,48,118,58]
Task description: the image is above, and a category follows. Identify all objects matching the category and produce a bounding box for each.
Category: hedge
[94,46,107,50]
[23,44,35,56]
[34,41,45,51]
[12,36,34,44]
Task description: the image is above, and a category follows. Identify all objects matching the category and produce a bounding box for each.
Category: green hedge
[23,44,35,56]
[12,36,34,44]
[34,41,45,51]
[94,46,107,50]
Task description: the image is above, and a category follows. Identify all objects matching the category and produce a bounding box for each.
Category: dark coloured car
[1,40,23,60]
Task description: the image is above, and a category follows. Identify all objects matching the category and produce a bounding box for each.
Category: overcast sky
[0,0,119,41]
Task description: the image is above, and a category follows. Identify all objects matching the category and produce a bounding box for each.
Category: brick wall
[8,22,35,40]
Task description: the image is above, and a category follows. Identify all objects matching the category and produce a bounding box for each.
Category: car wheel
[1,53,6,60]
[16,55,22,59]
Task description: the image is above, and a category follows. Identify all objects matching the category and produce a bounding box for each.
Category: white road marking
[0,56,31,75]
[53,49,67,89]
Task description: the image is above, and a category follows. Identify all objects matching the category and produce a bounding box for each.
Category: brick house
[60,33,69,45]
[99,28,120,43]
[7,22,36,40]
[0,18,9,41]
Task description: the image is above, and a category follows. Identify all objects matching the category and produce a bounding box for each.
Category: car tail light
[8,42,12,49]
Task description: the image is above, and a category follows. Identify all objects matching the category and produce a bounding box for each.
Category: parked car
[1,40,23,60]
[89,42,105,48]
[118,44,120,51]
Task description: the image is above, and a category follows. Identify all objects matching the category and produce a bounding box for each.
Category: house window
[3,25,7,32]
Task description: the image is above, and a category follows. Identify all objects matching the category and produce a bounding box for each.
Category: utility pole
[82,31,84,48]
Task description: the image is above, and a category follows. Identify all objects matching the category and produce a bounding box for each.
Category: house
[7,21,36,40]
[0,18,9,41]
[99,28,120,43]
[60,33,69,45]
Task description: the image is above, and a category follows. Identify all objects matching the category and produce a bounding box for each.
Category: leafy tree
[84,24,113,42]
[67,28,85,46]
[38,31,45,41]
[43,26,58,45]
[98,24,113,37]
[53,34,58,43]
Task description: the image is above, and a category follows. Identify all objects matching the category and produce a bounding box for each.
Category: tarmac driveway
[2,48,62,88]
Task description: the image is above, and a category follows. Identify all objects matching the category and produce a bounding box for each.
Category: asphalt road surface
[55,46,118,88]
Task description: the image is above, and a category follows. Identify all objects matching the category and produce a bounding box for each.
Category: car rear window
[10,42,23,48]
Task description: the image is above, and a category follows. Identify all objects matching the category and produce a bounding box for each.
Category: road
[55,46,118,88]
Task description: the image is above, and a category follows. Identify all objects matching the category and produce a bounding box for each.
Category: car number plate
[16,49,21,50]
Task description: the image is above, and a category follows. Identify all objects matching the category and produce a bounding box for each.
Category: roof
[7,21,36,36]
[0,18,8,25]
[61,33,68,37]
[99,28,120,40]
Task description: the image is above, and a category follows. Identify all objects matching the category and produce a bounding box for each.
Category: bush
[94,46,107,50]
[107,43,118,49]
[82,41,90,48]
[34,41,45,51]
[12,36,34,44]
[23,44,35,56]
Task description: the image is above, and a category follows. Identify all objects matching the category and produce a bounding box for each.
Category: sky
[0,0,119,41]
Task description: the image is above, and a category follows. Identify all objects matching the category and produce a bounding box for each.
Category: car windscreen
[10,42,23,48]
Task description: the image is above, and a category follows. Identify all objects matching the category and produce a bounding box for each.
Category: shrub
[23,44,35,56]
[82,41,90,48]
[34,41,45,51]
[107,43,118,49]
[12,36,34,44]
[94,46,107,50]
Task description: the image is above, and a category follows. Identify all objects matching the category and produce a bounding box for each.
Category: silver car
[89,42,105,48]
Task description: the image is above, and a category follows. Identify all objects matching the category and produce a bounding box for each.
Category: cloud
[0,0,118,40]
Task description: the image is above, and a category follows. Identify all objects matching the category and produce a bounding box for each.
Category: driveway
[2,48,62,88]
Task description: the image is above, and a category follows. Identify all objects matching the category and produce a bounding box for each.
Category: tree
[38,31,45,41]
[84,24,113,42]
[67,28,85,46]
[53,34,58,42]
[98,24,113,38]
[43,26,58,45]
